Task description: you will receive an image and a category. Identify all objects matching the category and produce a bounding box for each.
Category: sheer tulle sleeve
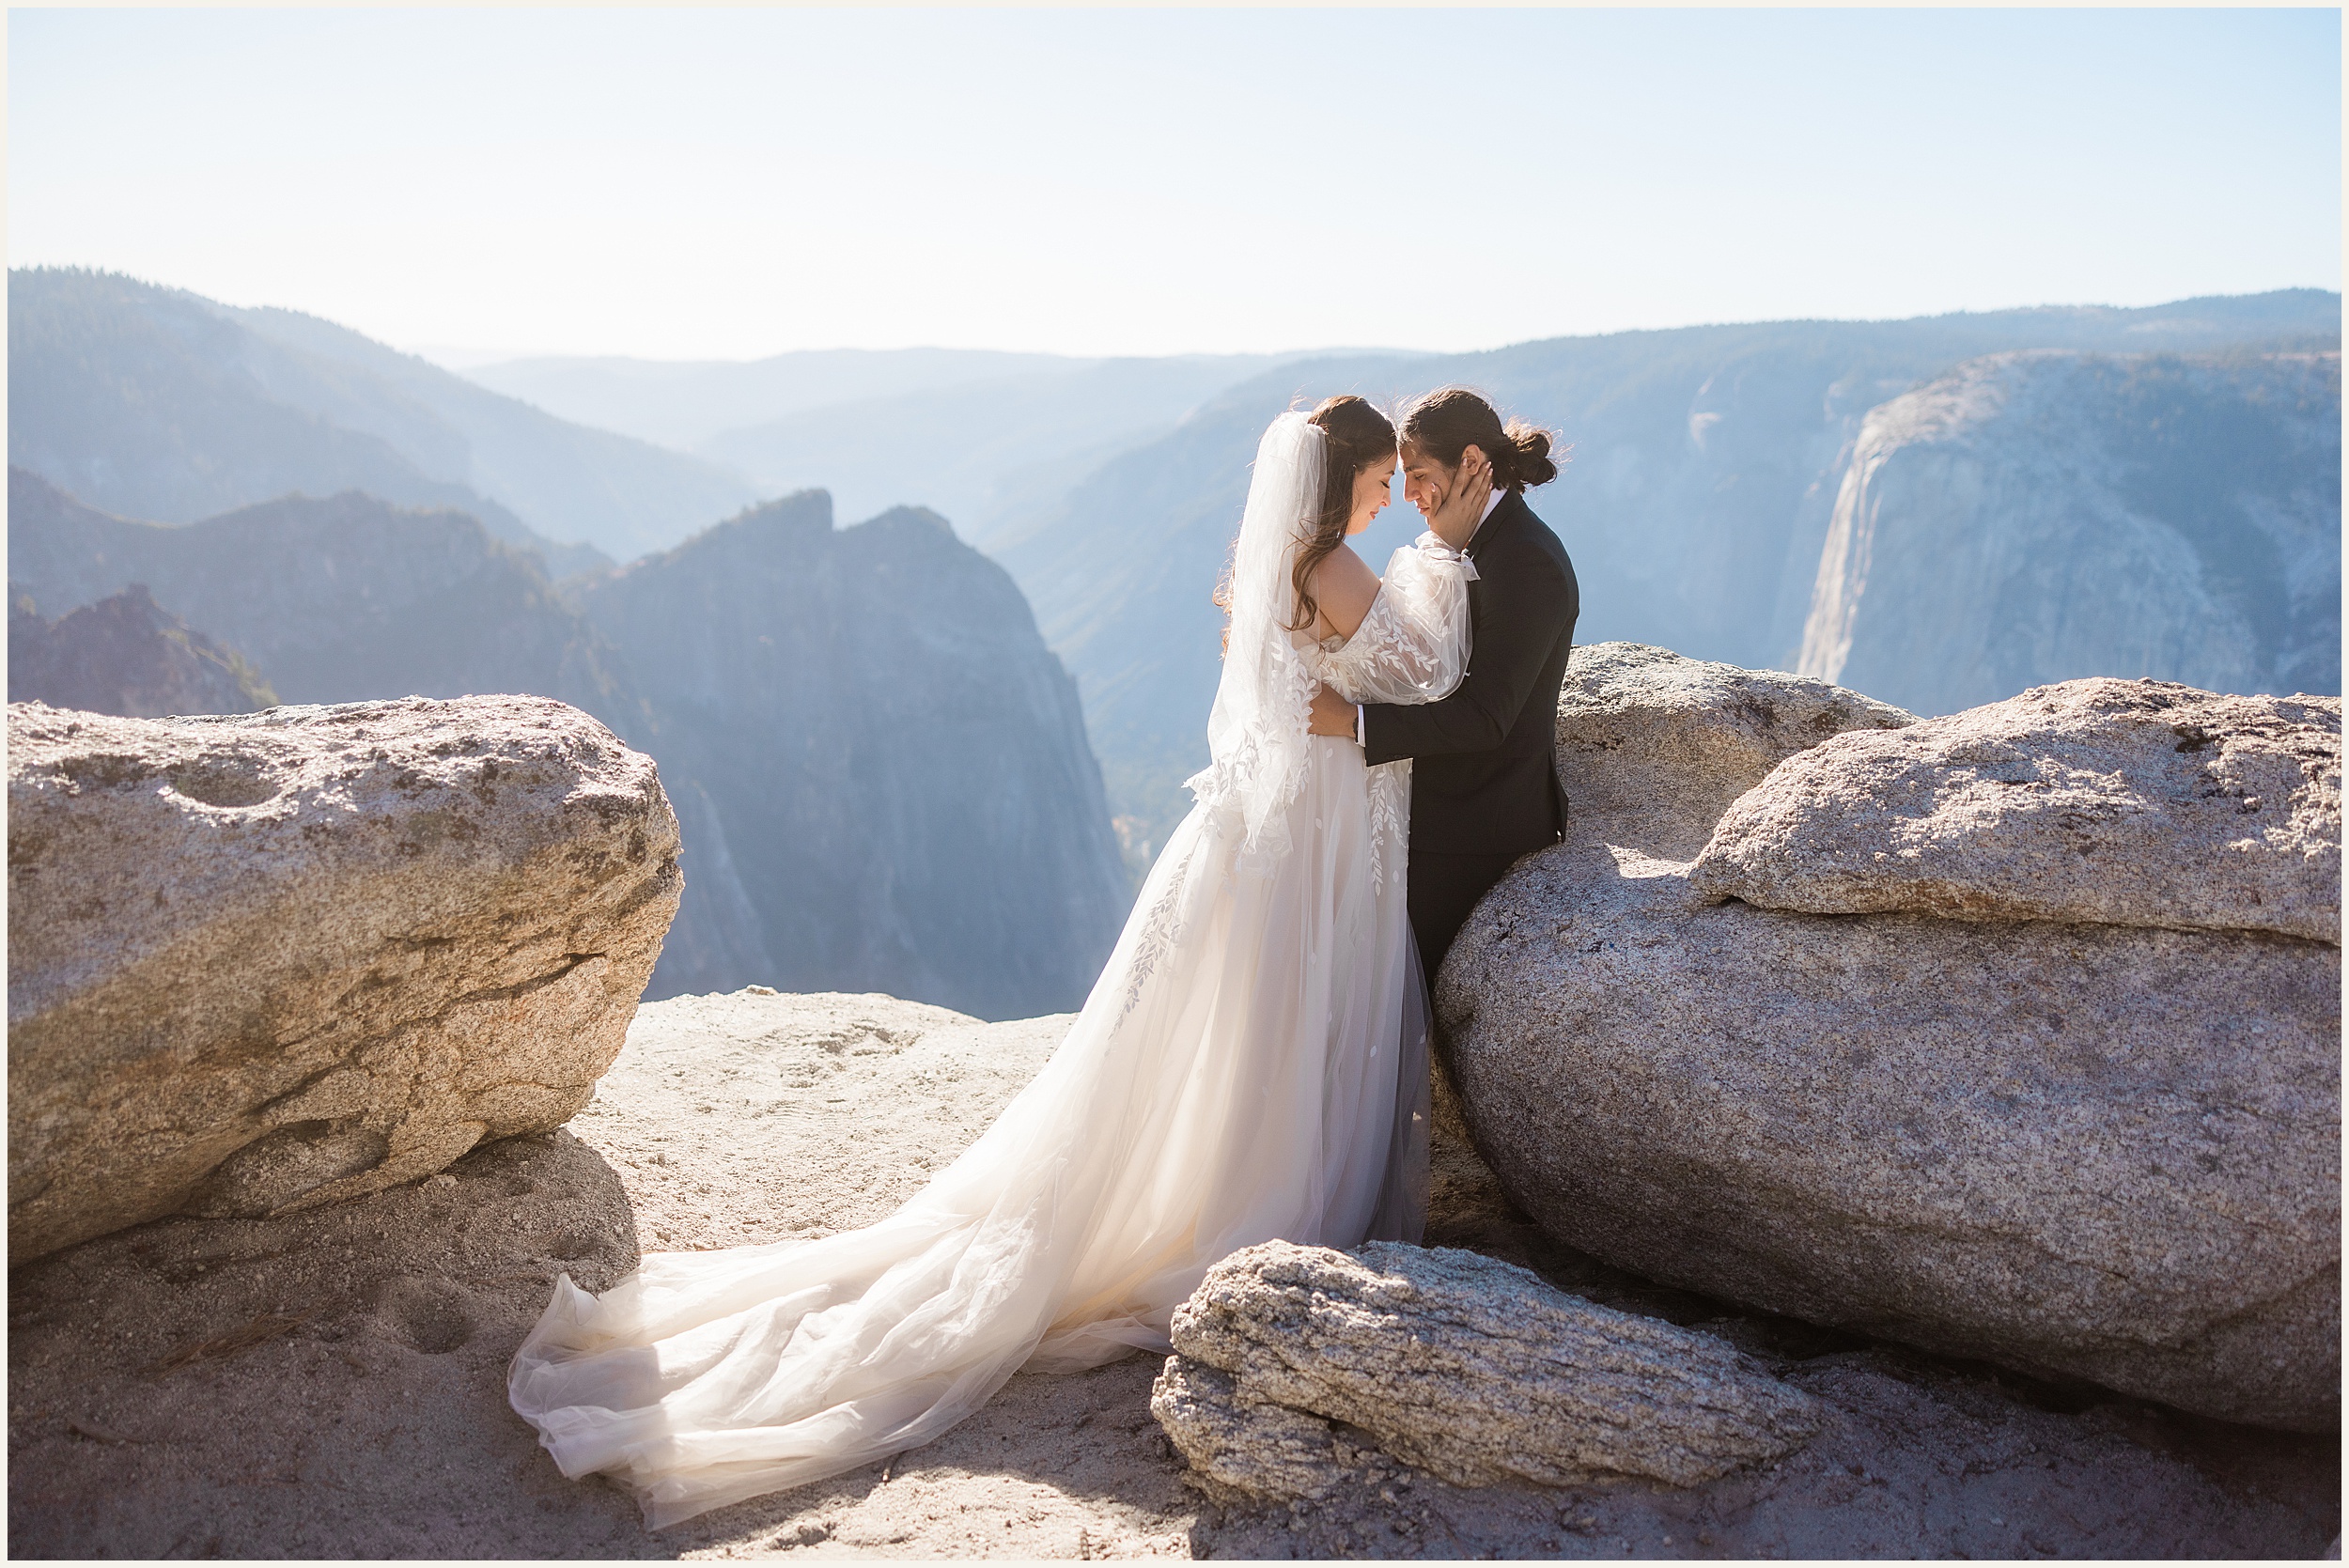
[1311,535,1474,706]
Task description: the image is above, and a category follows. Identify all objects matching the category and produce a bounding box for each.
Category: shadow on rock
[8,1129,672,1560]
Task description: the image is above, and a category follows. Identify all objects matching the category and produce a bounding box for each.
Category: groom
[1308,386,1580,984]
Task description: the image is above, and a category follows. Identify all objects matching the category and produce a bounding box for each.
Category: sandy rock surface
[1693,677,2342,942]
[1156,1241,1822,1495]
[1445,645,2341,1432]
[10,986,2338,1559]
[7,696,681,1259]
[8,991,1200,1560]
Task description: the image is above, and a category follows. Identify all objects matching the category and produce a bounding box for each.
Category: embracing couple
[510,387,1581,1526]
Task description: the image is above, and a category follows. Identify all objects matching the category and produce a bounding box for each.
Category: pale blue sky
[9,8,2341,360]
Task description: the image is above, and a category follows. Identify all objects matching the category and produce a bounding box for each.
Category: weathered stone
[1554,641,1915,862]
[1693,678,2341,944]
[1148,1356,1372,1504]
[1154,1240,1824,1498]
[1441,644,2341,1431]
[7,695,681,1258]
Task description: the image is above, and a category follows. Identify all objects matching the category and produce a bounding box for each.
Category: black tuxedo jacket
[1361,489,1579,855]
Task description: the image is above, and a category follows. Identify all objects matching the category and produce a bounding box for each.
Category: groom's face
[1400,442,1461,521]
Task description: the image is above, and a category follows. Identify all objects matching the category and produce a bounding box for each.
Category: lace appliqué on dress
[1364,764,1408,888]
[1118,837,1201,1020]
[1306,536,1475,888]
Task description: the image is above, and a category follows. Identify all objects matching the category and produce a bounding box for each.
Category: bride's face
[1346,454,1397,536]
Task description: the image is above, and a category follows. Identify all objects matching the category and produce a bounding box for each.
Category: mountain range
[984,292,2343,859]
[461,348,1336,547]
[568,492,1128,1013]
[8,269,761,570]
[11,267,2339,905]
[7,468,1127,1019]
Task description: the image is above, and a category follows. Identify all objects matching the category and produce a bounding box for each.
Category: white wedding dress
[508,412,1474,1526]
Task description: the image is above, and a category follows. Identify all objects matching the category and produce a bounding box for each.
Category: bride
[509,395,1489,1526]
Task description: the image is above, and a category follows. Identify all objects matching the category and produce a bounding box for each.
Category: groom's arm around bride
[1313,388,1579,983]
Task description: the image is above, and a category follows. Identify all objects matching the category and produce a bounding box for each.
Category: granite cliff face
[1799,350,2341,715]
[575,491,1129,1017]
[8,470,1128,1021]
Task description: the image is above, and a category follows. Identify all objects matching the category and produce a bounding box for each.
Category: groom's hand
[1430,452,1495,542]
[1307,684,1359,738]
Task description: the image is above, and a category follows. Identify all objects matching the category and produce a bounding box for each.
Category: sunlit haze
[9,8,2341,361]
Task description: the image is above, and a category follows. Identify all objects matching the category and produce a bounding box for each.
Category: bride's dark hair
[1212,396,1396,650]
[1287,395,1396,633]
[1399,386,1560,492]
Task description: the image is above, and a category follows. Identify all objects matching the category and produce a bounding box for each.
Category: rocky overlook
[8,652,2337,1560]
[9,986,2335,1558]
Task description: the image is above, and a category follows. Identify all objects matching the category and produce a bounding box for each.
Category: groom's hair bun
[1399,387,1562,491]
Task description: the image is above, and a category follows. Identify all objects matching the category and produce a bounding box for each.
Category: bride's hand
[1431,453,1495,539]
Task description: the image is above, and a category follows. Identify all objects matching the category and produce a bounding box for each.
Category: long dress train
[508,413,1473,1526]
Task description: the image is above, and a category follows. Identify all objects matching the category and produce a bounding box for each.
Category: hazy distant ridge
[7,269,762,567]
[460,348,1097,450]
[465,347,1335,548]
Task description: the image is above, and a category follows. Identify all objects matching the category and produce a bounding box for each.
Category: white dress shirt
[1351,485,1504,744]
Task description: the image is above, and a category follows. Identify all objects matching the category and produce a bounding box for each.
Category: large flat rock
[7,695,681,1257]
[1442,645,2341,1431]
[8,990,1209,1560]
[1692,677,2341,943]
